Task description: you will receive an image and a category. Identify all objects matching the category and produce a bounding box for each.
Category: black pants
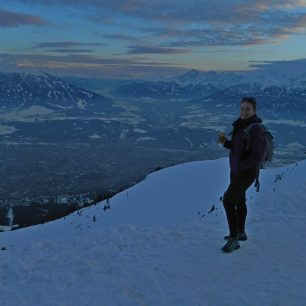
[222,166,258,238]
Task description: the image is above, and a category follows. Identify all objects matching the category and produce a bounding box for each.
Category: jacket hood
[233,114,262,134]
[232,114,262,131]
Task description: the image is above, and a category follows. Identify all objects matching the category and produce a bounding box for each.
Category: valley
[0,70,305,229]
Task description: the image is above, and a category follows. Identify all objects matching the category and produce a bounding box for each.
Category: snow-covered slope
[1,158,306,306]
[0,72,117,114]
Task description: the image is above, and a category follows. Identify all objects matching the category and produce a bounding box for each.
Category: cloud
[31,41,104,54]
[155,28,265,47]
[32,42,104,49]
[249,58,306,74]
[2,51,306,79]
[103,33,145,44]
[46,49,94,53]
[7,1,306,47]
[12,1,306,24]
[142,9,306,47]
[127,45,190,54]
[0,9,48,27]
[0,53,188,79]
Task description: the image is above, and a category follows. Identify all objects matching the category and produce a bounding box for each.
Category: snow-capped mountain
[0,72,117,114]
[1,157,306,305]
[176,69,306,89]
[193,82,306,121]
[116,79,218,99]
[176,69,244,88]
[115,69,306,99]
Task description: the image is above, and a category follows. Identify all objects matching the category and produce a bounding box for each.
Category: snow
[76,99,87,109]
[0,106,55,123]
[264,119,306,128]
[286,142,305,149]
[79,90,93,98]
[0,123,17,135]
[1,157,306,306]
[136,136,156,142]
[88,134,101,139]
[175,69,306,90]
[133,128,147,134]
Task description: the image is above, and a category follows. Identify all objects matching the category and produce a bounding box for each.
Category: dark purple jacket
[223,114,266,173]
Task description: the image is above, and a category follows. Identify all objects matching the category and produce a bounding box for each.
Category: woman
[218,96,266,253]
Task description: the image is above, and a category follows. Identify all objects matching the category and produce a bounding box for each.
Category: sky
[1,0,306,79]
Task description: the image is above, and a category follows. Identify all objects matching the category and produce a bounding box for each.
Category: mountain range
[0,70,305,204]
[115,69,306,105]
[0,72,118,116]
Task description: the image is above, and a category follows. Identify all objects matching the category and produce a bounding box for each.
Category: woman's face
[240,101,255,119]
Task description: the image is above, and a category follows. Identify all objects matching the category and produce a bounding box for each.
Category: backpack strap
[254,166,260,192]
[244,123,259,152]
[244,122,262,135]
[244,123,262,192]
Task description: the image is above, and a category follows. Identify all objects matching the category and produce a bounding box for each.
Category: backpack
[244,123,274,191]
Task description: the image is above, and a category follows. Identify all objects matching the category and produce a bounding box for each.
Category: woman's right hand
[218,132,226,145]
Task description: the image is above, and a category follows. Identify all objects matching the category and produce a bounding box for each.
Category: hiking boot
[224,231,247,241]
[221,237,240,253]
